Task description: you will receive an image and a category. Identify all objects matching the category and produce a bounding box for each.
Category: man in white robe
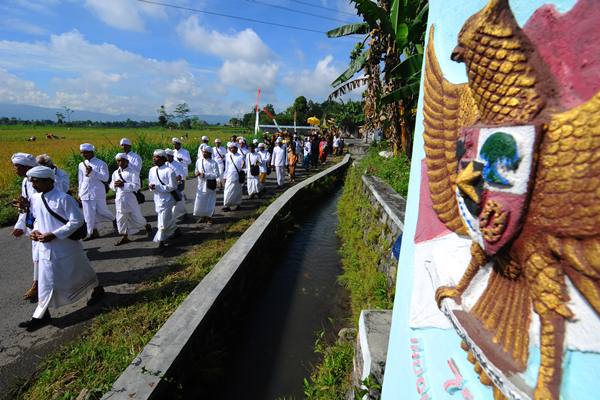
[271,139,287,188]
[172,137,191,172]
[36,154,70,194]
[11,153,39,301]
[166,148,187,219]
[149,150,178,247]
[19,166,102,332]
[78,143,115,240]
[257,143,270,192]
[110,153,151,246]
[238,137,249,157]
[120,138,142,175]
[222,143,244,211]
[213,138,227,188]
[246,143,261,199]
[197,136,210,161]
[194,146,219,224]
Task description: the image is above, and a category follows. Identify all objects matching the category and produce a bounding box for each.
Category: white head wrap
[153,149,167,158]
[115,153,128,161]
[11,152,37,167]
[119,138,131,146]
[276,138,282,144]
[252,139,259,144]
[26,166,54,180]
[258,142,265,148]
[80,143,95,152]
[215,138,222,143]
[172,137,181,144]
[203,146,213,154]
[164,148,175,156]
[202,136,209,142]
[228,142,239,148]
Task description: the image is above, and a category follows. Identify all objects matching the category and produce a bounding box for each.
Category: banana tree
[327,0,428,157]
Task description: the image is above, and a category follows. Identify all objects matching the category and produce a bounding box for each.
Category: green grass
[15,214,259,400]
[303,147,410,398]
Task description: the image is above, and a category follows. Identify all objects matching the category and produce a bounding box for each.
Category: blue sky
[0,0,364,118]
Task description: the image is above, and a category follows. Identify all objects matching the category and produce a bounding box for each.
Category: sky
[0,0,364,118]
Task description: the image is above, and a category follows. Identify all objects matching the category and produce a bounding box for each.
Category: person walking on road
[19,166,103,332]
[36,154,69,194]
[78,143,115,241]
[197,136,210,160]
[287,146,299,183]
[11,152,39,301]
[165,149,187,220]
[120,138,142,175]
[193,146,219,224]
[172,137,191,173]
[257,142,270,192]
[213,138,227,189]
[148,150,178,248]
[246,143,261,199]
[222,142,244,211]
[110,153,151,246]
[271,138,287,188]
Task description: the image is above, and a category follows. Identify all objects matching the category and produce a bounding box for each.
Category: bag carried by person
[41,193,87,240]
[155,168,181,202]
[202,160,217,190]
[118,170,145,204]
[249,155,260,176]
[231,155,246,183]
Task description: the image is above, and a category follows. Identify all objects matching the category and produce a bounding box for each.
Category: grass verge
[303,145,410,399]
[13,213,262,400]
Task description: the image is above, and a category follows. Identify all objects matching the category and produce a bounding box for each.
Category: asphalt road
[0,163,324,394]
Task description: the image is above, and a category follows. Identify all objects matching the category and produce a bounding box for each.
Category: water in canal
[220,188,348,400]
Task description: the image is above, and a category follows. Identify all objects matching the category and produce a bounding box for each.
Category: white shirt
[125,151,142,175]
[148,164,177,212]
[195,158,220,191]
[213,146,227,167]
[304,141,312,156]
[167,159,186,180]
[30,188,85,261]
[78,157,109,200]
[224,152,245,181]
[54,167,70,193]
[110,167,141,213]
[174,147,191,170]
[258,150,271,173]
[271,146,287,167]
[197,143,210,160]
[245,152,261,175]
[15,177,37,231]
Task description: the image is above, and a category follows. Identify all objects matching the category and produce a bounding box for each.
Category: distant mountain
[0,103,230,125]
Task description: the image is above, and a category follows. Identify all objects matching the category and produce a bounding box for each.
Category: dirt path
[0,164,325,394]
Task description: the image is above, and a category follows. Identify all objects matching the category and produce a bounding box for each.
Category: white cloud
[283,55,340,99]
[84,0,166,32]
[0,31,249,116]
[218,60,278,92]
[0,17,49,36]
[177,15,272,62]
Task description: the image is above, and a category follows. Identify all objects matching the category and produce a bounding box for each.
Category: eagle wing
[528,91,600,316]
[423,26,479,235]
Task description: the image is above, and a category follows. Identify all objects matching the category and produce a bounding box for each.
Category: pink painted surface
[524,0,600,108]
[415,159,452,243]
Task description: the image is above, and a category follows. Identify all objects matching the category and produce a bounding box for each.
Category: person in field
[11,153,39,301]
[119,138,142,175]
[193,146,219,224]
[19,166,103,332]
[36,154,69,194]
[271,138,287,188]
[165,149,187,220]
[245,143,261,199]
[213,138,227,188]
[148,150,178,248]
[287,145,299,183]
[257,142,270,192]
[222,142,244,211]
[110,153,151,246]
[78,143,115,241]
[172,137,191,173]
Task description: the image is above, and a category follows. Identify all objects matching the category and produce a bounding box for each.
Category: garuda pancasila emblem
[423,0,600,399]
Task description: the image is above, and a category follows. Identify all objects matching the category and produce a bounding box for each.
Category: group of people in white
[9,133,315,331]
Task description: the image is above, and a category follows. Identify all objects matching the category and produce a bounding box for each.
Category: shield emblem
[455,125,542,256]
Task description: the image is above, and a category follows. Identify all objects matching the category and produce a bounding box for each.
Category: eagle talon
[435,286,462,308]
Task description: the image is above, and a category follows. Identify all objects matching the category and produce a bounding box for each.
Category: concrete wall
[102,155,350,400]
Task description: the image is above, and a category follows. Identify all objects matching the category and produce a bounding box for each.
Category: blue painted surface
[392,234,402,261]
[380,1,590,399]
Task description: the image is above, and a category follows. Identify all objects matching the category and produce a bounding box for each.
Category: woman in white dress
[245,143,261,199]
[194,146,220,223]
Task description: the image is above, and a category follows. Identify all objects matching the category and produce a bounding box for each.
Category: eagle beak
[456,161,481,203]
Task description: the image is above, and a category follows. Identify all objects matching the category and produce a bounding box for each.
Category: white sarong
[223,179,243,207]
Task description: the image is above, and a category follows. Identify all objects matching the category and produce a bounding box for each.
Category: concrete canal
[220,188,348,399]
